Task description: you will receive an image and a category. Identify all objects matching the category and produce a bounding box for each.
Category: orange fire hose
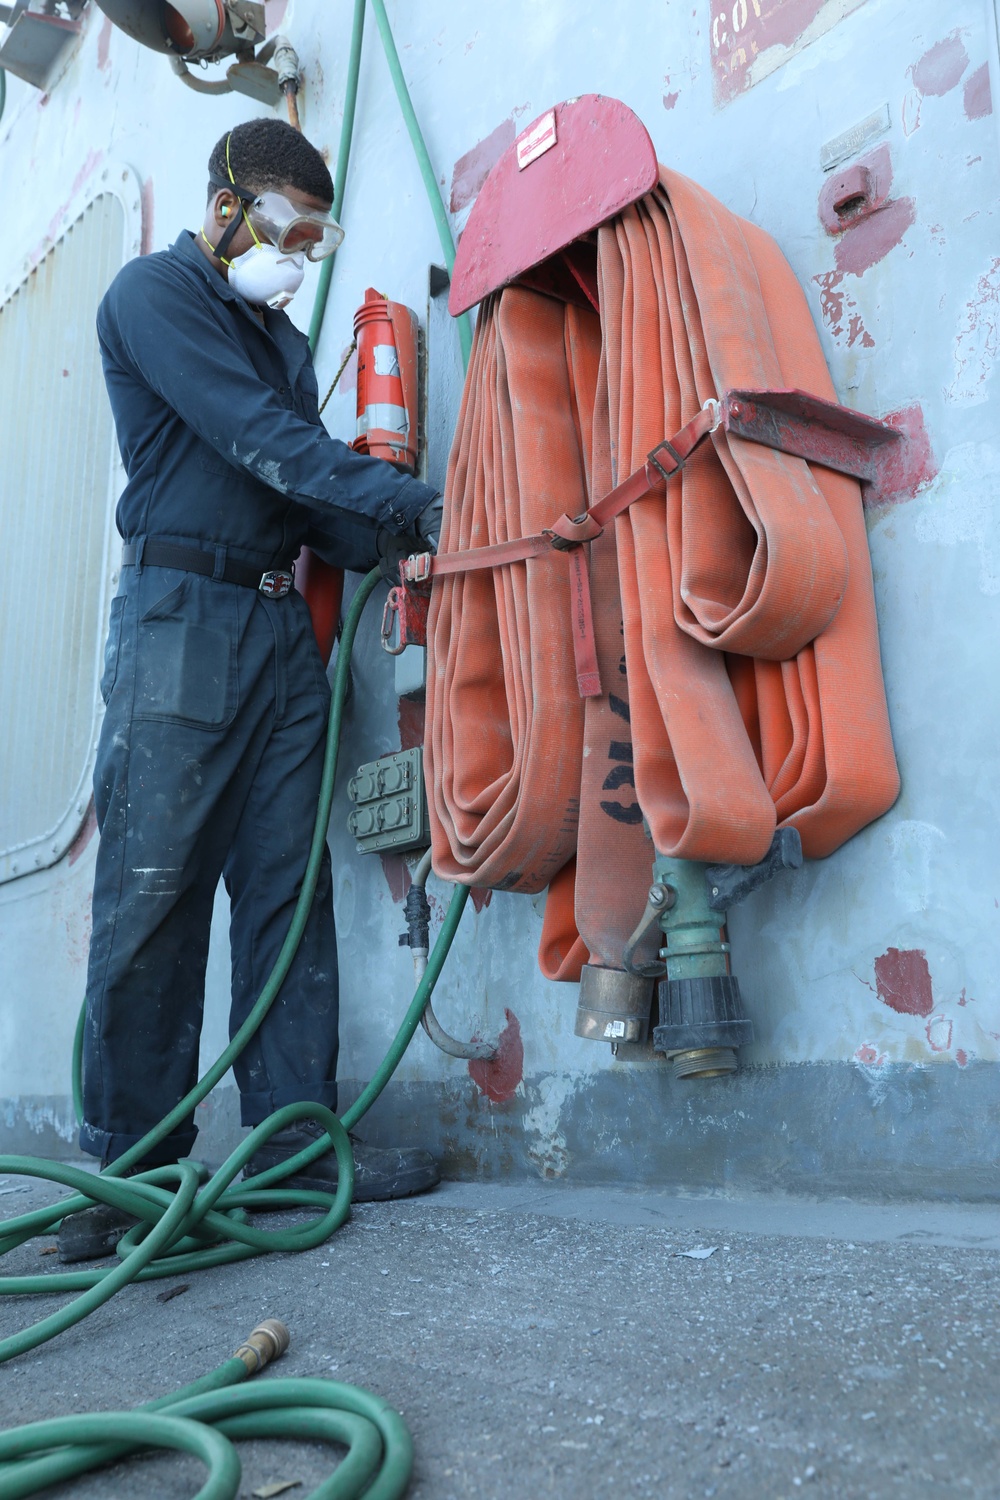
[425,169,899,982]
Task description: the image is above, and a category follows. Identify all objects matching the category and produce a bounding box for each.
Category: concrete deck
[1,1177,998,1498]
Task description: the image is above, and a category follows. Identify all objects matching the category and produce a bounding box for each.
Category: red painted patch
[470,887,493,913]
[469,1009,523,1102]
[834,196,916,277]
[874,948,933,1017]
[855,1044,886,1066]
[964,63,993,121]
[450,117,516,215]
[398,697,425,751]
[663,91,680,111]
[711,0,856,103]
[97,14,113,71]
[379,853,411,904]
[867,403,938,507]
[956,1049,969,1067]
[68,799,98,866]
[911,33,969,97]
[819,145,893,235]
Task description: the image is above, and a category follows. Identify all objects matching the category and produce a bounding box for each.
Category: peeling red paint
[711,0,867,103]
[956,1049,969,1067]
[398,697,425,751]
[925,1014,953,1053]
[469,1009,523,1102]
[867,403,938,507]
[663,91,680,111]
[470,887,493,913]
[834,196,916,277]
[873,947,933,1017]
[963,63,993,121]
[140,177,155,256]
[450,117,516,215]
[97,14,113,71]
[902,90,922,136]
[44,150,104,244]
[911,33,969,98]
[855,1044,886,1066]
[813,271,875,350]
[68,799,97,866]
[379,853,411,905]
[948,255,1000,404]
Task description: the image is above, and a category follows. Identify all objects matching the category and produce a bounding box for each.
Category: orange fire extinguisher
[298,288,420,665]
[352,287,420,472]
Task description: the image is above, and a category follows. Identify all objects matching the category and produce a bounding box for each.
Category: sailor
[59,118,442,1261]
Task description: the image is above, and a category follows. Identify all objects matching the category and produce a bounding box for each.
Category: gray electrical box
[347,747,430,854]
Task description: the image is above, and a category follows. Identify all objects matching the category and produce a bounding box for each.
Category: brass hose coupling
[233,1318,290,1375]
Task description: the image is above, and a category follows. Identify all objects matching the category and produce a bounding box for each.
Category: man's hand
[414,494,443,554]
[376,527,422,584]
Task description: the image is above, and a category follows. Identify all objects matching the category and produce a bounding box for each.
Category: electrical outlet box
[347,747,430,854]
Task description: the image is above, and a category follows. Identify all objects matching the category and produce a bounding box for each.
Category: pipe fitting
[649,854,753,1079]
[233,1318,289,1375]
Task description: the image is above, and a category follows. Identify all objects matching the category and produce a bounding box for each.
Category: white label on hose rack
[517,111,557,170]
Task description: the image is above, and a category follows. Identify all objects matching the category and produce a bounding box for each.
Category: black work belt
[122,541,296,598]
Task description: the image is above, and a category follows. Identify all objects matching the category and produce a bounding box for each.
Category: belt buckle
[259,569,294,598]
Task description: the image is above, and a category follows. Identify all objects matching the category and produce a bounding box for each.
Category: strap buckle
[259,568,294,598]
[646,438,685,482]
[401,552,434,587]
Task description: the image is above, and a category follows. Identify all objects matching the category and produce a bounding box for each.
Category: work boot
[242,1118,440,1203]
[56,1201,141,1263]
[56,1157,171,1263]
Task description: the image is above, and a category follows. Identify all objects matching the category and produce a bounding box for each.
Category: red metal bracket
[722,389,904,505]
[449,96,659,316]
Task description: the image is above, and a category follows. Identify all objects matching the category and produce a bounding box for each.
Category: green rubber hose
[308,0,365,354]
[368,0,473,368]
[0,1332,414,1500]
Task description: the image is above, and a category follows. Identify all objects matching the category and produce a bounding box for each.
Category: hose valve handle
[233,1318,290,1375]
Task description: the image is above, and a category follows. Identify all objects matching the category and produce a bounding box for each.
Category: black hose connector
[401,882,431,952]
[653,975,754,1053]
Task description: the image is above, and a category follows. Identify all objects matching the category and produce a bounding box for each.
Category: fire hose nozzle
[233,1318,290,1375]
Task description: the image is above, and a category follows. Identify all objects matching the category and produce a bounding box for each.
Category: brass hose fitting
[233,1318,290,1375]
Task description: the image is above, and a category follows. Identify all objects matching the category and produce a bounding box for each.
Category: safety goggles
[245,191,345,262]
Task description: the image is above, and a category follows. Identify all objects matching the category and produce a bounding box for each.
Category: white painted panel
[0,175,138,883]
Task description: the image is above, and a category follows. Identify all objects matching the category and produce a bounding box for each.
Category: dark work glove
[376,526,423,584]
[414,493,443,554]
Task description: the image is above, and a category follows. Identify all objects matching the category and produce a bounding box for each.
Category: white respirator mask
[226,242,305,310]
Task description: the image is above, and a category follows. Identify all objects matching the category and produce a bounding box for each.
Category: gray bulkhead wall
[0,0,997,1198]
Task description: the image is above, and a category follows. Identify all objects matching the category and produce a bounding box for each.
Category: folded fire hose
[421,169,899,981]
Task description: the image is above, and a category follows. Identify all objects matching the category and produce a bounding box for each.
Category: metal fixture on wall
[650,830,803,1078]
[92,0,290,104]
[0,0,87,91]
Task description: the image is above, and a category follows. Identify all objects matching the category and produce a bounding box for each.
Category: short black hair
[207,118,333,205]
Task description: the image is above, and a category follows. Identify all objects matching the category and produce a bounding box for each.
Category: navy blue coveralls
[82,230,438,1166]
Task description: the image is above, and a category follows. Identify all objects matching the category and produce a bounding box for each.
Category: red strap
[401,403,720,697]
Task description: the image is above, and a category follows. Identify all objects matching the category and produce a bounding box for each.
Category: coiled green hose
[0,1322,414,1499]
